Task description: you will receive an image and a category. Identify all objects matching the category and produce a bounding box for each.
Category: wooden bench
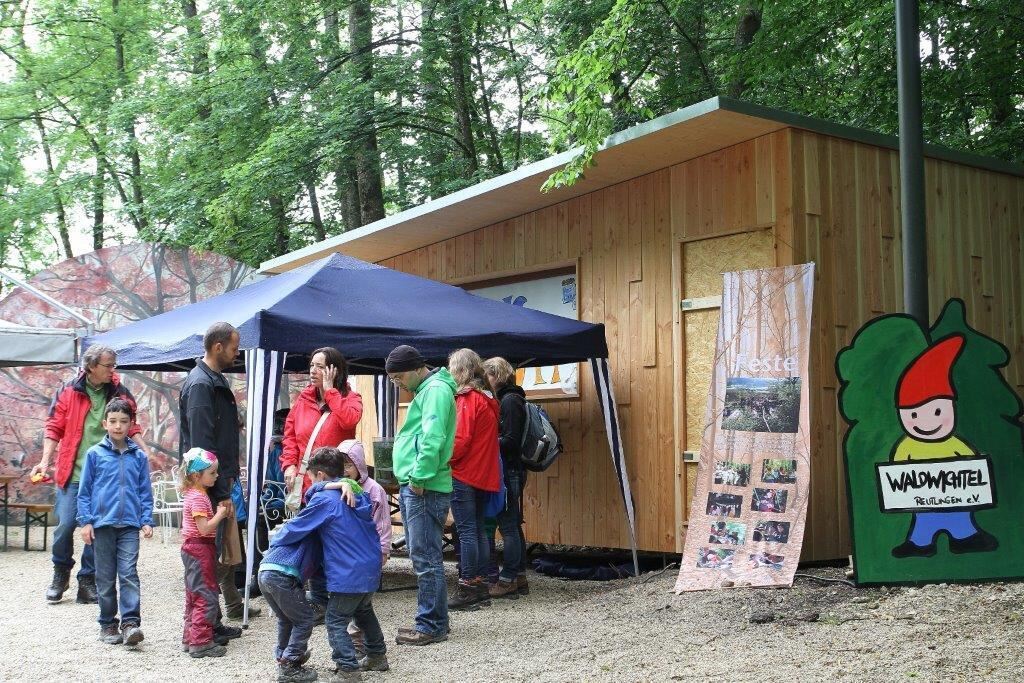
[6,503,54,551]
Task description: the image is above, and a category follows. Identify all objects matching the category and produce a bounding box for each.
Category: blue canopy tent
[85,253,636,621]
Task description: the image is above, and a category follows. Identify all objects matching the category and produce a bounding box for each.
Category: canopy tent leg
[589,357,640,576]
[374,375,399,438]
[242,349,286,627]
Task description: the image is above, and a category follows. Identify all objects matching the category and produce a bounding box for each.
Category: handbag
[284,410,331,517]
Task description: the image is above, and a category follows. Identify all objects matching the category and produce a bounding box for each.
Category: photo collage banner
[675,263,815,591]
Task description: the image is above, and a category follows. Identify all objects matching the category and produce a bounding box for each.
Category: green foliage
[837,301,1024,584]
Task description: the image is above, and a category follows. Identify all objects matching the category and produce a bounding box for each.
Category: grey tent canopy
[0,319,77,367]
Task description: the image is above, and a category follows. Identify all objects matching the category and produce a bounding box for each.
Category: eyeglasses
[98,362,117,369]
[387,374,404,386]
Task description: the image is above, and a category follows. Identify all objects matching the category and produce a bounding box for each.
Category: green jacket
[393,368,457,493]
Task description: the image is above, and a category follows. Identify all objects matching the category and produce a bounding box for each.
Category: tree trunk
[336,161,362,232]
[182,0,211,120]
[473,15,504,174]
[32,114,73,258]
[444,1,479,176]
[92,146,105,250]
[349,0,386,224]
[419,1,450,197]
[500,0,525,167]
[306,177,326,240]
[113,0,148,232]
[269,194,290,256]
[728,1,762,99]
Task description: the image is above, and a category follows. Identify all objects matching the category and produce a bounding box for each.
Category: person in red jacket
[30,344,143,605]
[446,348,502,611]
[281,347,363,497]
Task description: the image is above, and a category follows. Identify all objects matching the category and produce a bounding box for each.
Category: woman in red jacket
[446,348,502,611]
[281,347,363,495]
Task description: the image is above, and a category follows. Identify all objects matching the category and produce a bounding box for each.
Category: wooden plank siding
[359,127,1022,560]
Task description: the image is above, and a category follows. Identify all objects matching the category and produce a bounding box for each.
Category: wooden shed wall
[371,132,789,554]
[785,128,1024,561]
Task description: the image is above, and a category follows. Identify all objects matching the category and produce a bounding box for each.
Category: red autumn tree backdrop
[0,243,252,505]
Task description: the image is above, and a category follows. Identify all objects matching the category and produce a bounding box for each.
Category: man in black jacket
[179,321,260,622]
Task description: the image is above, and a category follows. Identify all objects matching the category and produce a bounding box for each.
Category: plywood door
[676,228,776,551]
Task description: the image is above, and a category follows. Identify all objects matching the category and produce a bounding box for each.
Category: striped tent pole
[590,357,639,576]
[242,348,286,626]
[374,374,398,438]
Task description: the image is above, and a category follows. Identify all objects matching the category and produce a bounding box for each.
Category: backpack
[518,400,563,472]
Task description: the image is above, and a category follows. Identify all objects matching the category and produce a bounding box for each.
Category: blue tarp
[84,253,608,371]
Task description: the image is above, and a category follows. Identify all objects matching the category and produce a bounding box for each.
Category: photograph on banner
[696,548,736,569]
[709,521,746,545]
[762,459,797,484]
[713,460,752,487]
[706,492,744,518]
[837,298,1024,585]
[675,263,815,592]
[466,270,578,398]
[753,520,791,543]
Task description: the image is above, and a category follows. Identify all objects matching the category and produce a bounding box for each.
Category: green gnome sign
[837,299,1024,585]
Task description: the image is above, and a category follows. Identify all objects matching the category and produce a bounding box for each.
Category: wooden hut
[262,96,1024,561]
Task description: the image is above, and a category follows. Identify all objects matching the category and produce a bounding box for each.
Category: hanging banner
[675,264,815,592]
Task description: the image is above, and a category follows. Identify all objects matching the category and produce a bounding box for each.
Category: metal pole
[0,268,95,334]
[895,0,929,323]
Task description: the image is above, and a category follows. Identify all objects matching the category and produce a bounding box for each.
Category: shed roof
[261,96,1024,274]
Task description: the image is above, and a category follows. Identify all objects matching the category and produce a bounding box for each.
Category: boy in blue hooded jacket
[269,447,389,681]
[76,398,154,647]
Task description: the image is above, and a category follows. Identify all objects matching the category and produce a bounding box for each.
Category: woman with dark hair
[280,347,363,496]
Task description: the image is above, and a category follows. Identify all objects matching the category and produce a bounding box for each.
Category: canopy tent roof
[84,253,608,372]
[0,319,77,367]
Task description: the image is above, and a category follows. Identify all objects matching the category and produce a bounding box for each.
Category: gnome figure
[889,334,999,557]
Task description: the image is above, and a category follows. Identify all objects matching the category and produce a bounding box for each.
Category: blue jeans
[308,574,329,609]
[53,482,95,578]
[451,478,489,581]
[259,570,315,662]
[326,592,385,671]
[495,469,526,581]
[92,526,141,626]
[398,485,450,636]
[908,511,980,546]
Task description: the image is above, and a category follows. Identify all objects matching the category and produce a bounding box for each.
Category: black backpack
[518,400,563,472]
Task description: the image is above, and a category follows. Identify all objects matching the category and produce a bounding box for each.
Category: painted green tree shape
[837,299,1024,584]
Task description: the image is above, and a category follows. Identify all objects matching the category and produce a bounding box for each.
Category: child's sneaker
[358,654,390,672]
[189,642,227,658]
[99,624,123,645]
[121,623,145,646]
[278,662,317,682]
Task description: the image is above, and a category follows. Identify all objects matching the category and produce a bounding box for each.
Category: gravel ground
[3,528,1023,682]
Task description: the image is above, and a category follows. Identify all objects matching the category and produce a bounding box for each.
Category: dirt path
[2,529,1021,682]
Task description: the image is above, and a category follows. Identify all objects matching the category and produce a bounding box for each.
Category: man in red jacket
[30,345,143,604]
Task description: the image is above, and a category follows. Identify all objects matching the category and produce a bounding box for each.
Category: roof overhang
[261,96,1024,274]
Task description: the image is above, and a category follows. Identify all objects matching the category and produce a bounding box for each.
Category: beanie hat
[385,345,425,373]
[896,334,965,408]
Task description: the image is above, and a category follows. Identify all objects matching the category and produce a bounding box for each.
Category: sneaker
[214,623,243,639]
[121,623,145,646]
[189,642,227,658]
[226,604,262,620]
[395,629,448,646]
[45,566,71,604]
[99,623,123,645]
[447,580,480,612]
[358,653,390,672]
[278,661,318,682]
[488,578,519,600]
[516,574,530,596]
[76,575,99,604]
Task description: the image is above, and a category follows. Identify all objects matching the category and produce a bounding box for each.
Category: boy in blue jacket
[270,447,389,681]
[77,399,154,647]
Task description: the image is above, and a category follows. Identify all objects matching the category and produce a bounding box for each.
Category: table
[0,474,15,551]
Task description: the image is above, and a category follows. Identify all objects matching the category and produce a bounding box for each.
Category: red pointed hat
[896,334,965,408]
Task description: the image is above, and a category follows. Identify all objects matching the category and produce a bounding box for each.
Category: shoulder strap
[297,410,331,477]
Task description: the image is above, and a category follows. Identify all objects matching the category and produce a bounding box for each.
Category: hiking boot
[46,566,71,604]
[296,649,312,665]
[949,530,999,554]
[891,540,937,558]
[226,604,262,620]
[189,642,227,658]
[99,623,123,645]
[488,578,519,600]
[121,623,145,646]
[330,667,362,682]
[214,623,243,639]
[358,653,390,672]
[278,662,318,682]
[516,574,530,596]
[448,580,480,612]
[76,575,99,604]
[395,629,447,646]
[472,579,492,607]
